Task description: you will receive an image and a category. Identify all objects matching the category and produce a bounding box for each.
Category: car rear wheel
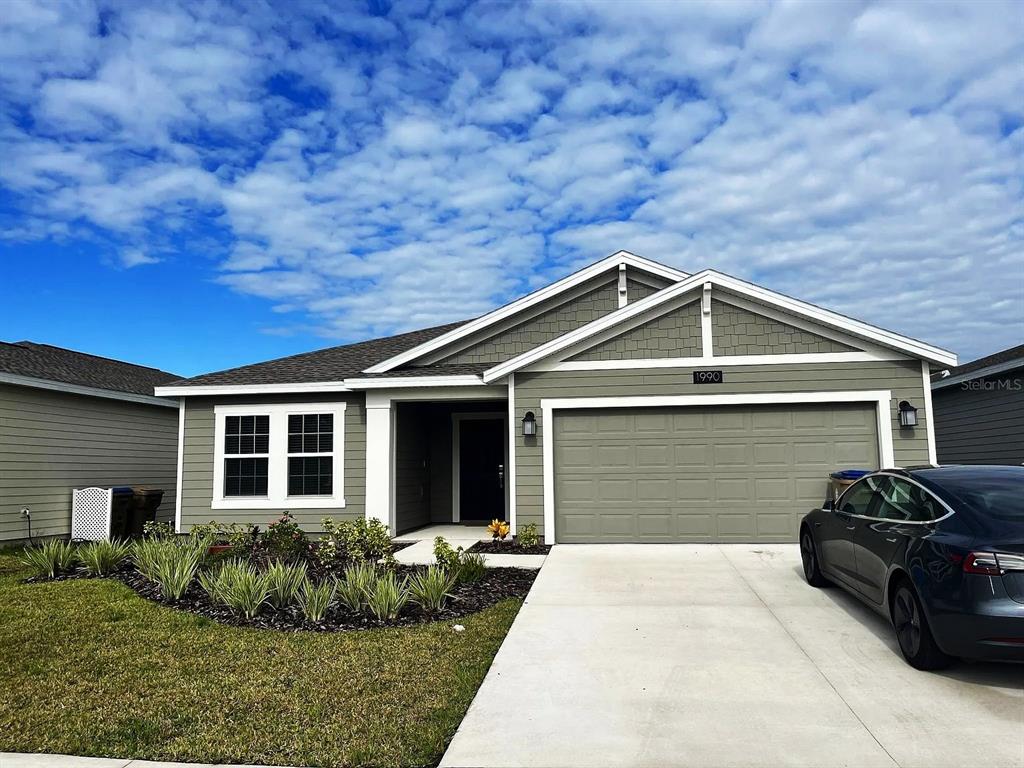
[801,529,829,587]
[891,580,953,670]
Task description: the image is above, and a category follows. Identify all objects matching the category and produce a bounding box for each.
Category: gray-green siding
[0,383,179,541]
[711,299,854,355]
[571,301,702,360]
[438,276,621,366]
[933,368,1024,465]
[179,393,365,533]
[513,359,930,538]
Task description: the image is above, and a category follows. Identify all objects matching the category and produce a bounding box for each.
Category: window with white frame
[212,403,346,510]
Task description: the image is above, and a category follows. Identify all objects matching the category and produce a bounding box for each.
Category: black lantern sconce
[522,411,537,437]
[898,400,918,428]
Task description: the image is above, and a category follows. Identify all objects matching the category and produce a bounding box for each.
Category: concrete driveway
[442,545,1024,768]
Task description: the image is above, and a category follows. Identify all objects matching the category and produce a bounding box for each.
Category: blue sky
[1,0,1021,377]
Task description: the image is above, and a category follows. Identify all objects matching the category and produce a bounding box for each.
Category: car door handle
[845,526,856,531]
[885,537,898,543]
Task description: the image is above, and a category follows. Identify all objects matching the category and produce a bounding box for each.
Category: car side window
[839,477,881,516]
[874,477,942,522]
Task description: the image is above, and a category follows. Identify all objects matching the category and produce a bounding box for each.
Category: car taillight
[963,552,1024,575]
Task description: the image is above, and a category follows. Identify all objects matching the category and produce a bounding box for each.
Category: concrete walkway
[442,544,1024,768]
[394,525,546,569]
[0,755,295,768]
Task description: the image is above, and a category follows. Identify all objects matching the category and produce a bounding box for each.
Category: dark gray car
[800,465,1024,669]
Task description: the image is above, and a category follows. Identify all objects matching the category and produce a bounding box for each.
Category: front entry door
[458,418,505,522]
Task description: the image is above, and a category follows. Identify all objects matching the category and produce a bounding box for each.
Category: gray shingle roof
[167,321,469,387]
[930,343,1024,382]
[0,341,181,396]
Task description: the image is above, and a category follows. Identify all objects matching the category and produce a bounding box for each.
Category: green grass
[0,553,521,767]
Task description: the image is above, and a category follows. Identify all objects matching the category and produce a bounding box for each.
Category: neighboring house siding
[933,369,1024,465]
[438,277,620,366]
[512,359,929,538]
[0,383,178,541]
[179,393,365,533]
[570,301,702,360]
[711,299,854,355]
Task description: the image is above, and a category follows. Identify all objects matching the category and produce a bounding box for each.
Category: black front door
[459,418,505,522]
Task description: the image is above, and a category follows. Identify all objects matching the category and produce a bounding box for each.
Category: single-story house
[0,341,181,542]
[931,344,1023,465]
[156,251,957,545]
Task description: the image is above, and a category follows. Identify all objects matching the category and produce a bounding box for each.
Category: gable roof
[361,251,688,374]
[931,343,1024,390]
[0,341,180,397]
[481,269,958,382]
[159,321,467,392]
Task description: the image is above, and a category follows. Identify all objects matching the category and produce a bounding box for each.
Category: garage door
[553,403,879,543]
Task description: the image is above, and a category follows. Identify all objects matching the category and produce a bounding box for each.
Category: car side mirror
[823,497,836,511]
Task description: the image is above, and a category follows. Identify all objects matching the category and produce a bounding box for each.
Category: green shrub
[131,538,165,581]
[266,560,307,610]
[263,512,307,561]
[197,564,226,604]
[336,561,377,613]
[320,517,391,565]
[151,544,201,601]
[408,566,457,614]
[220,563,272,618]
[458,552,487,584]
[433,536,462,572]
[364,571,410,621]
[142,520,175,539]
[516,523,539,548]
[21,539,77,578]
[297,577,336,622]
[77,539,132,576]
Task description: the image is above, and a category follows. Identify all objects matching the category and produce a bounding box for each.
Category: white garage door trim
[540,390,895,545]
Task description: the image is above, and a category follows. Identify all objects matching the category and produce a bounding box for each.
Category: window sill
[211,497,347,510]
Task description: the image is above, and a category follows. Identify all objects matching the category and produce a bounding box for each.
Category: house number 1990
[692,370,724,384]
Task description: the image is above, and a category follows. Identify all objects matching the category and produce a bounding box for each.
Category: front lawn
[0,552,520,767]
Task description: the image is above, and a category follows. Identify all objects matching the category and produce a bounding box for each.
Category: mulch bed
[27,562,538,633]
[467,540,552,555]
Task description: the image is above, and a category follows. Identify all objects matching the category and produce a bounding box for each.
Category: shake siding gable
[712,299,854,356]
[569,301,702,361]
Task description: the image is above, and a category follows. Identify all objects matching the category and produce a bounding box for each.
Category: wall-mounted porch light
[522,410,537,437]
[898,400,918,428]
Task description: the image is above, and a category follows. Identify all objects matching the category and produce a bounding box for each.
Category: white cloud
[0,0,1021,360]
[119,248,159,268]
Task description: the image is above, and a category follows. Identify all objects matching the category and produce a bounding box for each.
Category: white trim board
[921,360,938,466]
[346,375,485,389]
[211,402,347,511]
[1,372,179,408]
[482,269,956,383]
[362,251,689,374]
[507,373,517,534]
[451,412,510,524]
[174,399,185,532]
[539,390,896,545]
[529,350,905,373]
[156,381,351,397]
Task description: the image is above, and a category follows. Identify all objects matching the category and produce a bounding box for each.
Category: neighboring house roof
[931,343,1024,390]
[163,321,467,388]
[0,341,180,397]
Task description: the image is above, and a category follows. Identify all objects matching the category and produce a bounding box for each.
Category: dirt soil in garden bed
[114,564,537,632]
[467,540,552,555]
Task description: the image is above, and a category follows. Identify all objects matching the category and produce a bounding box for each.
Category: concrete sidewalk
[442,544,1024,768]
[0,754,298,768]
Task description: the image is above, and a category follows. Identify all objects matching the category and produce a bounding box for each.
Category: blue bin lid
[829,469,870,481]
[111,486,134,494]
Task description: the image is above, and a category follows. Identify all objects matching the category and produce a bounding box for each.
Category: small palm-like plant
[408,566,457,614]
[77,539,132,576]
[152,544,201,601]
[364,571,410,621]
[220,563,272,618]
[336,561,377,613]
[266,560,307,611]
[297,577,336,622]
[21,539,76,578]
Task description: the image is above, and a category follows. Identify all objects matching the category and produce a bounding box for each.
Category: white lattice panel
[71,487,112,541]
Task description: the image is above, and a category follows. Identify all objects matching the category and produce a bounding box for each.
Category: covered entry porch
[361,385,512,537]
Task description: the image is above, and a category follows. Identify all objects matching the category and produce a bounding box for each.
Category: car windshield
[930,472,1024,522]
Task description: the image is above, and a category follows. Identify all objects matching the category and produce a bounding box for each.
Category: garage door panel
[554,403,879,543]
